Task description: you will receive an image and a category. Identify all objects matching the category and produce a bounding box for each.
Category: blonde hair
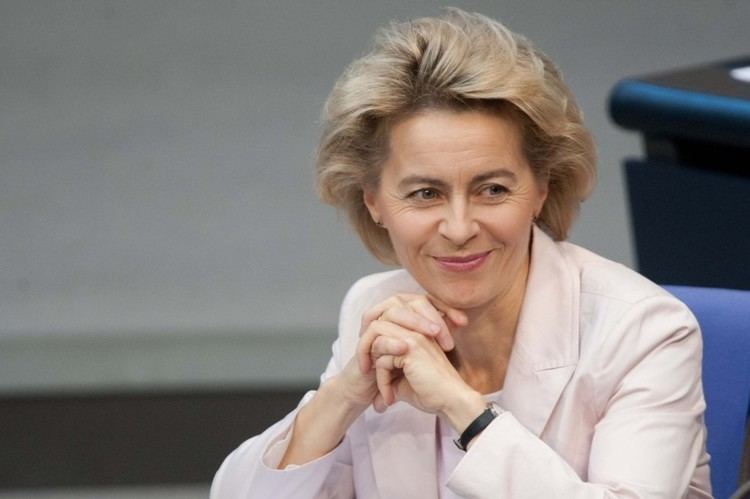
[316,8,596,264]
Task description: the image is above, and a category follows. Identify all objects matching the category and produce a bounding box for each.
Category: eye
[481,184,509,198]
[409,188,440,201]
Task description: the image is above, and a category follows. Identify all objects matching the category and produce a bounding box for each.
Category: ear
[534,178,549,217]
[363,189,382,225]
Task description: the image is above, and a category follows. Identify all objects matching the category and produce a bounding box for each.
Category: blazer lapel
[365,403,439,499]
[502,226,580,436]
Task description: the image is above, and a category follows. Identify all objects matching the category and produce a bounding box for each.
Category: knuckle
[414,332,430,346]
[414,295,430,305]
[381,307,398,320]
[373,336,387,351]
[360,313,371,327]
[390,295,404,306]
[404,334,424,349]
[369,319,385,331]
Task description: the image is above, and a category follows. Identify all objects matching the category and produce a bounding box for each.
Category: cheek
[386,213,437,253]
[483,206,532,237]
[483,217,531,273]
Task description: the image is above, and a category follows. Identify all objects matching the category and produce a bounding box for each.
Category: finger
[372,392,387,413]
[358,298,442,373]
[357,327,378,374]
[407,298,456,352]
[427,295,469,328]
[380,306,441,338]
[358,296,411,373]
[371,336,408,359]
[360,294,440,336]
[374,353,406,370]
[375,362,395,406]
[374,354,394,370]
[374,355,407,407]
[359,295,409,335]
[357,318,415,374]
[393,355,405,369]
[362,293,432,330]
[357,316,402,373]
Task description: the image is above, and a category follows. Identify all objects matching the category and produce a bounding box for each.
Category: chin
[432,283,493,311]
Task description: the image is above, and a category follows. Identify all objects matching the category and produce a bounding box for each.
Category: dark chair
[665,286,750,499]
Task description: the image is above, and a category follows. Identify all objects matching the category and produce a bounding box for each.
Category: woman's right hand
[333,351,383,410]
[277,344,387,468]
[333,295,441,412]
[278,301,431,467]
[279,293,465,467]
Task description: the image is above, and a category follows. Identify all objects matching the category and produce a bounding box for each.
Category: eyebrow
[397,168,518,190]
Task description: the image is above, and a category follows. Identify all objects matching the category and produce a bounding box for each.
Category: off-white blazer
[211,226,712,498]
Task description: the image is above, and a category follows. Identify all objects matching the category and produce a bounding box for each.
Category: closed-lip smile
[433,251,491,272]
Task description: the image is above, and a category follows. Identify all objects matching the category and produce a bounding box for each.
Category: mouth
[433,251,491,272]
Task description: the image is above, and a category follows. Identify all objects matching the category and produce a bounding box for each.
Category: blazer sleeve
[446,294,710,499]
[209,280,368,499]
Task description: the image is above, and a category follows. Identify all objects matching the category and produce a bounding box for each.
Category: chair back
[665,286,750,499]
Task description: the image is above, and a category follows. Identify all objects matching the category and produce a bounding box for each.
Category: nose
[438,200,479,247]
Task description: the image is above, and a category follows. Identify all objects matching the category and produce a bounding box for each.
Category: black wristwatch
[453,403,501,451]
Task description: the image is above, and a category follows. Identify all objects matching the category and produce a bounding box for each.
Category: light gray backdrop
[2,1,749,389]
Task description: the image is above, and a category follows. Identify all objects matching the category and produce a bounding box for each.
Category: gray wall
[2,1,750,387]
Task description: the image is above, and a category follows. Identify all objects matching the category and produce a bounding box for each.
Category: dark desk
[610,56,750,290]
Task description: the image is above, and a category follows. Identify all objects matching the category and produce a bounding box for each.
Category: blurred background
[2,1,749,497]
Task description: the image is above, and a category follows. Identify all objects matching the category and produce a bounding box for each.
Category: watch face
[488,402,502,416]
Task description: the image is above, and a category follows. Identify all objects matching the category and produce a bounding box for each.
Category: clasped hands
[352,293,473,416]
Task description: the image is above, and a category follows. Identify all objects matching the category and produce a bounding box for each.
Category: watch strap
[453,403,499,451]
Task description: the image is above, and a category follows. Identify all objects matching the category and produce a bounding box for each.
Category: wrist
[440,388,486,435]
[320,375,370,418]
[454,403,500,451]
[279,376,366,468]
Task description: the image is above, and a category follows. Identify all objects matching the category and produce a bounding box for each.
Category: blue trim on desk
[609,79,750,147]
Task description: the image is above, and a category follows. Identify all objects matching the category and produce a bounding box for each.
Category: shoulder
[557,241,701,373]
[532,227,687,315]
[548,242,704,421]
[559,240,668,305]
[560,240,696,327]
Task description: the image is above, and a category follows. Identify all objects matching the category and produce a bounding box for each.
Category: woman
[212,9,711,498]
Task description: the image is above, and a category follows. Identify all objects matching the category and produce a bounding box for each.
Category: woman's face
[364,108,548,311]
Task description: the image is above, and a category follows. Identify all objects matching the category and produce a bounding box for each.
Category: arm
[446,295,708,498]
[280,292,461,467]
[210,344,357,499]
[210,277,455,498]
[210,278,369,499]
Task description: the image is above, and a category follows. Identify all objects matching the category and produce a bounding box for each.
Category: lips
[433,251,491,272]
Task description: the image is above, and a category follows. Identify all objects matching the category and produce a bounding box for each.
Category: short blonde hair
[316,8,596,264]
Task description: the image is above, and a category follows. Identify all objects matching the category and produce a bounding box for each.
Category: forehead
[383,108,529,179]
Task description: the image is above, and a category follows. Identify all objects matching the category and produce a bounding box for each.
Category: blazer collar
[502,225,580,436]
